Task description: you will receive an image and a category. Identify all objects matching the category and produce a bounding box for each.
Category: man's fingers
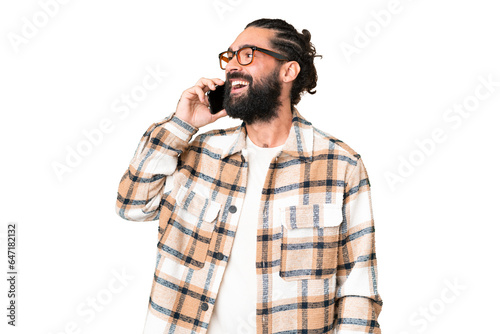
[214,78,225,86]
[195,78,213,91]
[213,109,227,120]
[175,78,225,129]
[194,86,206,103]
[195,77,225,92]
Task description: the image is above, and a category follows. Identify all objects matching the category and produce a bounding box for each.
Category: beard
[223,68,283,126]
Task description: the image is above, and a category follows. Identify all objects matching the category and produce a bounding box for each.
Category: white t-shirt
[207,135,284,334]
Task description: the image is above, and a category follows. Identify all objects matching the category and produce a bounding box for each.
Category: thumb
[212,109,228,121]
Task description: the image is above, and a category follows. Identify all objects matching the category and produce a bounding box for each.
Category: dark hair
[245,18,321,106]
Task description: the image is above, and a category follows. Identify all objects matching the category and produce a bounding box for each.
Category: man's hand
[174,77,227,128]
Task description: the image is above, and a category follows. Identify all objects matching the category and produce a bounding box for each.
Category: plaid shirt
[116,108,382,333]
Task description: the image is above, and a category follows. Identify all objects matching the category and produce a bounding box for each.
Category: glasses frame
[218,46,289,70]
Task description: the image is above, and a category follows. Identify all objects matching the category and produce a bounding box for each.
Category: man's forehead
[228,27,275,51]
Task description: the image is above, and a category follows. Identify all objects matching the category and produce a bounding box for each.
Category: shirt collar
[220,108,314,163]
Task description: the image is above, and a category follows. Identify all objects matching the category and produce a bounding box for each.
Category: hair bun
[301,29,312,44]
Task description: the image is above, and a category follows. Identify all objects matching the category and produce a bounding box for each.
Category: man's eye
[233,48,255,64]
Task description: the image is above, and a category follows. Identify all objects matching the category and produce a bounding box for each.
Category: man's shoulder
[193,124,241,141]
[188,124,242,152]
[295,108,363,163]
[311,124,362,163]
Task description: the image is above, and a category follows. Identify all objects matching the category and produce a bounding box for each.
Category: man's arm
[115,113,199,221]
[115,77,227,222]
[334,157,383,333]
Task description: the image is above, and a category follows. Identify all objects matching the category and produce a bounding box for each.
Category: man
[116,18,382,334]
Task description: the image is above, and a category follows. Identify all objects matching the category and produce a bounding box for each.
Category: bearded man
[116,18,383,334]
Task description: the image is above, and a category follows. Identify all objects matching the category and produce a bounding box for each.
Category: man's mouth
[230,79,249,93]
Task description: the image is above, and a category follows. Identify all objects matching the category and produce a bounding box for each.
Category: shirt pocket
[158,183,221,270]
[279,203,343,281]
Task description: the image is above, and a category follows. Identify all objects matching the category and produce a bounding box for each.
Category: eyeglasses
[218,46,288,70]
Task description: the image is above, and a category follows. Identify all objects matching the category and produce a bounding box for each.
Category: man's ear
[282,61,300,83]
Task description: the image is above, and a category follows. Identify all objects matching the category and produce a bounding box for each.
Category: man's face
[222,27,285,125]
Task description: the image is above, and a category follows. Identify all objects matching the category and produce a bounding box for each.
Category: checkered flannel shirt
[116,108,382,333]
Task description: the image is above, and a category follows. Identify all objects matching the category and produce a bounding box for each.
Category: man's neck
[245,104,293,148]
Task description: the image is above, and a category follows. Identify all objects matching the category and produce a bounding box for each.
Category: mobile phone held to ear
[207,84,225,114]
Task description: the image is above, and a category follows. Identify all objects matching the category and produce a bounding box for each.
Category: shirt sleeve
[334,157,383,333]
[115,112,199,222]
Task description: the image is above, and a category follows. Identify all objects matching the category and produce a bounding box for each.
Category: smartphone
[207,84,225,114]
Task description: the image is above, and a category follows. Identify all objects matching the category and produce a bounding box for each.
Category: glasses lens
[219,52,231,70]
[237,47,254,66]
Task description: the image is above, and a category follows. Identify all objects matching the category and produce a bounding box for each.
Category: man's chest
[156,150,347,280]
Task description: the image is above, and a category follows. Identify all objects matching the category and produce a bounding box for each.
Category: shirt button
[215,252,224,260]
[229,205,237,213]
[201,302,209,311]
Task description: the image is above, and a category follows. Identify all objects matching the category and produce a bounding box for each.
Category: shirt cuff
[151,113,199,153]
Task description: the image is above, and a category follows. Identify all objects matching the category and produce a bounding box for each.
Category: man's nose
[225,56,242,74]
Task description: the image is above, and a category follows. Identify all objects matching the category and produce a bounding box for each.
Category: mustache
[225,72,253,84]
